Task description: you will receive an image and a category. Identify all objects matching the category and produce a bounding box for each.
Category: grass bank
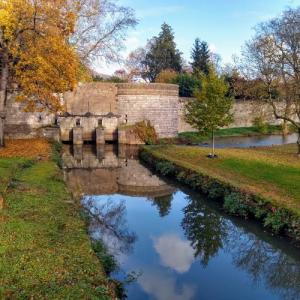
[177,125,287,144]
[140,144,300,243]
[0,140,114,299]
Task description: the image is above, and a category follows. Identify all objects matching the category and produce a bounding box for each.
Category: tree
[241,7,300,154]
[71,0,137,65]
[125,47,147,82]
[191,38,210,75]
[185,69,233,157]
[0,0,137,147]
[155,69,178,84]
[0,0,79,146]
[173,73,201,98]
[142,23,182,82]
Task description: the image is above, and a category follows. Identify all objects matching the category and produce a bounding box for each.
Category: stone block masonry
[60,83,180,141]
[3,82,285,143]
[117,83,179,138]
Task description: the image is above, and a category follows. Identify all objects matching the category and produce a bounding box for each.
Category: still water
[200,133,298,148]
[63,144,300,300]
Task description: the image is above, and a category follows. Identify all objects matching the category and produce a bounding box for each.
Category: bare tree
[241,7,300,155]
[125,47,148,82]
[72,0,138,64]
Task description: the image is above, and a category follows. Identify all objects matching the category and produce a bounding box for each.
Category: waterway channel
[200,133,298,148]
[62,144,300,300]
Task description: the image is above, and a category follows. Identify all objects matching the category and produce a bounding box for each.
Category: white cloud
[153,234,195,273]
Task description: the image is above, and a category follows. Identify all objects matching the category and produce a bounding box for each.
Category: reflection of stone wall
[64,169,119,197]
[118,159,175,197]
[63,145,175,198]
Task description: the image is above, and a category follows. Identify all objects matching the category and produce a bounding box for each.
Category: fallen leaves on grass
[0,139,50,160]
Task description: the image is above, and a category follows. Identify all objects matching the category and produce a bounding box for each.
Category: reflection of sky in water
[201,133,298,148]
[153,234,194,273]
[84,191,300,300]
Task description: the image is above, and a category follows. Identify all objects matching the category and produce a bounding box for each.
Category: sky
[95,0,300,75]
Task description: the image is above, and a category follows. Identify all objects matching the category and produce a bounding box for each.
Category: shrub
[252,116,269,134]
[91,241,118,275]
[134,120,158,145]
[155,160,176,176]
[223,192,249,218]
[155,69,178,83]
[264,208,290,234]
[172,73,200,97]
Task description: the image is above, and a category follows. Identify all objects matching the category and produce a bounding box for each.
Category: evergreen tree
[191,38,210,75]
[142,23,182,82]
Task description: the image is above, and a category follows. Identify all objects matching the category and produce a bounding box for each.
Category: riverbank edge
[0,141,116,299]
[140,147,300,245]
[174,125,295,145]
[53,142,124,299]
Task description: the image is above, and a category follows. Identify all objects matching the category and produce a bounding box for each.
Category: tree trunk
[297,128,300,157]
[282,120,289,136]
[212,129,215,157]
[0,57,8,147]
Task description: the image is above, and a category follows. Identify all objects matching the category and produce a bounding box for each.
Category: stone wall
[117,83,179,138]
[64,82,117,115]
[5,83,295,142]
[4,94,55,139]
[178,97,282,133]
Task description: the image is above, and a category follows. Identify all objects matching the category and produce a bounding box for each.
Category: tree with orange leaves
[0,0,79,146]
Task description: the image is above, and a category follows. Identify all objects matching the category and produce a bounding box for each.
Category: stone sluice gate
[59,83,179,145]
[4,82,283,144]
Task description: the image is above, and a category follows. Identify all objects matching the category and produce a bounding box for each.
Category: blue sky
[96,0,300,74]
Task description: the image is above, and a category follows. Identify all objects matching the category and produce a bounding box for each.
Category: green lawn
[0,157,112,299]
[144,144,300,215]
[178,125,284,144]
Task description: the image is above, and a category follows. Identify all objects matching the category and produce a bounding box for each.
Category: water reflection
[226,224,300,300]
[150,194,174,217]
[153,234,195,273]
[182,196,227,266]
[200,133,298,148]
[83,197,136,257]
[138,270,196,300]
[62,144,176,199]
[62,145,300,300]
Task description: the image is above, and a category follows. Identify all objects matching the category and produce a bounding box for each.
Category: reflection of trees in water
[226,225,300,300]
[150,194,174,217]
[182,196,300,300]
[182,197,228,266]
[84,197,137,257]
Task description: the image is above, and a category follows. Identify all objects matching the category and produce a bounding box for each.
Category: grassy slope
[178,125,284,144]
[145,144,300,215]
[0,156,111,299]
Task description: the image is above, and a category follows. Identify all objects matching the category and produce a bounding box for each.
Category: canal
[200,133,298,148]
[62,144,300,300]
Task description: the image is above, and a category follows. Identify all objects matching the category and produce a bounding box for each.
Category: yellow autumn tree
[0,0,79,145]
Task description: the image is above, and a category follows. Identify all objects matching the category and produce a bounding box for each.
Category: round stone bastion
[117,83,179,138]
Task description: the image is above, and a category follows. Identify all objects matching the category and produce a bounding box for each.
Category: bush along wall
[140,148,300,245]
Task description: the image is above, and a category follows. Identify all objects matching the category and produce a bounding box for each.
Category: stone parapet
[117,83,179,96]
